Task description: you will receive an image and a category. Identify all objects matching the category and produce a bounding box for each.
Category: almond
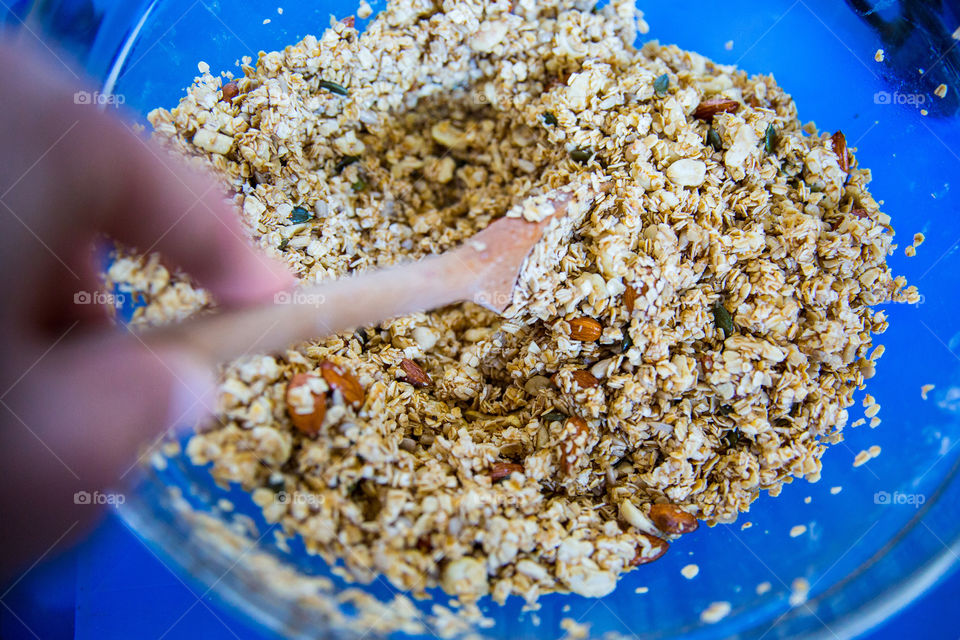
[624,285,637,313]
[341,15,355,28]
[320,361,364,407]
[569,317,602,342]
[630,533,669,566]
[220,81,239,103]
[551,369,600,390]
[571,369,600,388]
[831,130,848,172]
[489,461,524,482]
[399,358,432,387]
[285,373,327,436]
[648,503,699,535]
[693,97,740,120]
[557,416,590,476]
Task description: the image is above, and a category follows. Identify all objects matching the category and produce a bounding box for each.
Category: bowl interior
[106,1,960,638]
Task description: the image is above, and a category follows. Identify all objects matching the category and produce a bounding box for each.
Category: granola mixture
[125,0,920,605]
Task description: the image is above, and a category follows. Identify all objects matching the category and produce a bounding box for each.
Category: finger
[94,139,296,308]
[0,331,216,577]
[0,41,295,312]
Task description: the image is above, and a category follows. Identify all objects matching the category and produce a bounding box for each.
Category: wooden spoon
[143,182,606,366]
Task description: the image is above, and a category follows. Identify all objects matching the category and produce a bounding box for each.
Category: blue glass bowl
[12,0,960,637]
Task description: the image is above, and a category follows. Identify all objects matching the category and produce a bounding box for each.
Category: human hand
[0,43,294,580]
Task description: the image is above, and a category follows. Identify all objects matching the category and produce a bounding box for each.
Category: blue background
[0,514,956,638]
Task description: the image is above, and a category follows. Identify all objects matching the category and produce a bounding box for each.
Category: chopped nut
[666,158,707,187]
[192,129,233,154]
[399,358,431,387]
[320,361,364,407]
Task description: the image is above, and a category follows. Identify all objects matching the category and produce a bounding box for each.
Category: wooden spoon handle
[142,250,479,367]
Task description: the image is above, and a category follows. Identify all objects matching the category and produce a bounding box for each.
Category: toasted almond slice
[399,358,432,387]
[693,97,740,120]
[569,317,602,342]
[285,373,327,436]
[649,503,699,535]
[320,361,364,407]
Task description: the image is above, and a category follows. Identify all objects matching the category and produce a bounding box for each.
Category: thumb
[0,331,216,579]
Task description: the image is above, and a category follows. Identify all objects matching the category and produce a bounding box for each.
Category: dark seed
[542,111,558,126]
[707,127,723,152]
[335,155,359,173]
[352,179,367,192]
[713,301,734,338]
[653,74,670,96]
[570,147,593,163]
[764,124,778,154]
[542,410,566,422]
[621,334,633,353]
[319,79,348,96]
[278,238,289,251]
[288,206,313,224]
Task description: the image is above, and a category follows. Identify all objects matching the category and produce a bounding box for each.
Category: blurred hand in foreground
[0,43,294,582]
